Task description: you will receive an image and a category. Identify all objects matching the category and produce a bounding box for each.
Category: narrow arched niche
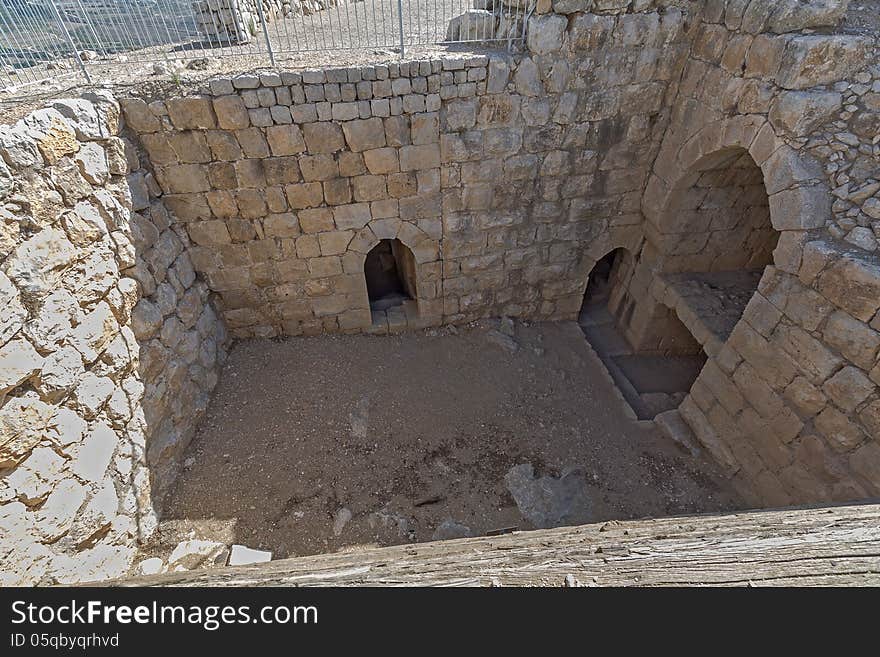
[364,239,419,327]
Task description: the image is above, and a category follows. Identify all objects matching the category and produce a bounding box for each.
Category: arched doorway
[364,239,419,326]
[629,147,779,356]
[579,247,706,419]
[594,146,781,420]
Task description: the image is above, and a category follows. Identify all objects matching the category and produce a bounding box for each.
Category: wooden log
[115,504,880,587]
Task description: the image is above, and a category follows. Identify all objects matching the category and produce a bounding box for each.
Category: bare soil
[159,320,743,560]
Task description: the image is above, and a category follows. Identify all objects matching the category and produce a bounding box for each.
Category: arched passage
[579,246,707,420]
[626,146,780,358]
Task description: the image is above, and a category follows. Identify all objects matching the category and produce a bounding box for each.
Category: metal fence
[0,0,529,92]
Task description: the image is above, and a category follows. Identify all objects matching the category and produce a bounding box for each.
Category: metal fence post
[49,0,92,85]
[253,0,276,67]
[397,0,405,59]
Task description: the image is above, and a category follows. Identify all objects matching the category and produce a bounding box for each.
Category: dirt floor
[158,320,743,561]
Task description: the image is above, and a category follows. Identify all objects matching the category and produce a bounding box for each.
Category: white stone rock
[0,271,27,347]
[37,478,87,541]
[168,539,227,570]
[68,301,118,363]
[2,227,78,298]
[69,421,116,484]
[228,544,272,565]
[0,338,43,402]
[49,544,135,584]
[137,557,164,575]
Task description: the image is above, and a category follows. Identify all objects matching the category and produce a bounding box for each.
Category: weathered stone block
[266,125,306,156]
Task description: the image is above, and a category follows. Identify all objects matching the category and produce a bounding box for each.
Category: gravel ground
[155,320,742,561]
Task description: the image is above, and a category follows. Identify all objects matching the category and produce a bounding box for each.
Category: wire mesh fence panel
[0,0,528,92]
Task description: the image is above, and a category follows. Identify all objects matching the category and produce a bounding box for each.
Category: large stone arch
[624,116,831,356]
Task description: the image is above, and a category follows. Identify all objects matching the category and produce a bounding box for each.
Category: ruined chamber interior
[580,148,779,421]
[143,149,783,567]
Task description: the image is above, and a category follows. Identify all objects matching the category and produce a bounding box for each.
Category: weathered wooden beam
[115,504,880,587]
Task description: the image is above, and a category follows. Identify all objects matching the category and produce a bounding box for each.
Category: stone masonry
[1,0,878,584]
[0,96,227,585]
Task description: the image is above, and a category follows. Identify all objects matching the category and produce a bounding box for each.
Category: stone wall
[2,0,878,584]
[192,0,340,44]
[121,2,694,337]
[628,0,880,505]
[0,96,226,585]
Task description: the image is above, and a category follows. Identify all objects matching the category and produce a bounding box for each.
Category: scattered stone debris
[167,539,228,571]
[332,507,353,536]
[228,544,272,566]
[486,329,518,353]
[504,463,592,529]
[186,58,210,71]
[431,520,472,541]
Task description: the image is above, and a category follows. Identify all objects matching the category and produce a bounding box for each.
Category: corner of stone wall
[639,0,880,507]
[0,90,228,585]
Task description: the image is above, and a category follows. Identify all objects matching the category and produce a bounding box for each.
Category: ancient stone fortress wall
[625,0,880,505]
[0,97,227,585]
[120,1,694,338]
[1,0,878,585]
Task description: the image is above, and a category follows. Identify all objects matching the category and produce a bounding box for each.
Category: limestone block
[22,108,79,165]
[36,346,84,402]
[323,178,352,206]
[74,142,109,185]
[768,185,829,230]
[3,227,77,299]
[817,253,880,322]
[768,0,851,34]
[263,157,301,185]
[815,405,867,452]
[777,36,869,90]
[302,122,345,154]
[769,90,842,136]
[363,147,399,175]
[37,479,87,542]
[49,544,135,585]
[299,154,339,181]
[527,14,567,55]
[0,271,27,347]
[166,97,217,130]
[783,376,827,418]
[442,98,477,131]
[71,372,114,419]
[210,96,248,130]
[772,323,843,384]
[162,163,212,194]
[822,311,879,372]
[399,144,440,172]
[0,338,42,401]
[285,182,324,209]
[167,131,211,164]
[120,98,161,133]
[341,118,386,153]
[266,125,306,156]
[318,230,353,256]
[822,366,875,413]
[235,127,270,158]
[298,208,335,234]
[206,131,242,161]
[68,301,118,364]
